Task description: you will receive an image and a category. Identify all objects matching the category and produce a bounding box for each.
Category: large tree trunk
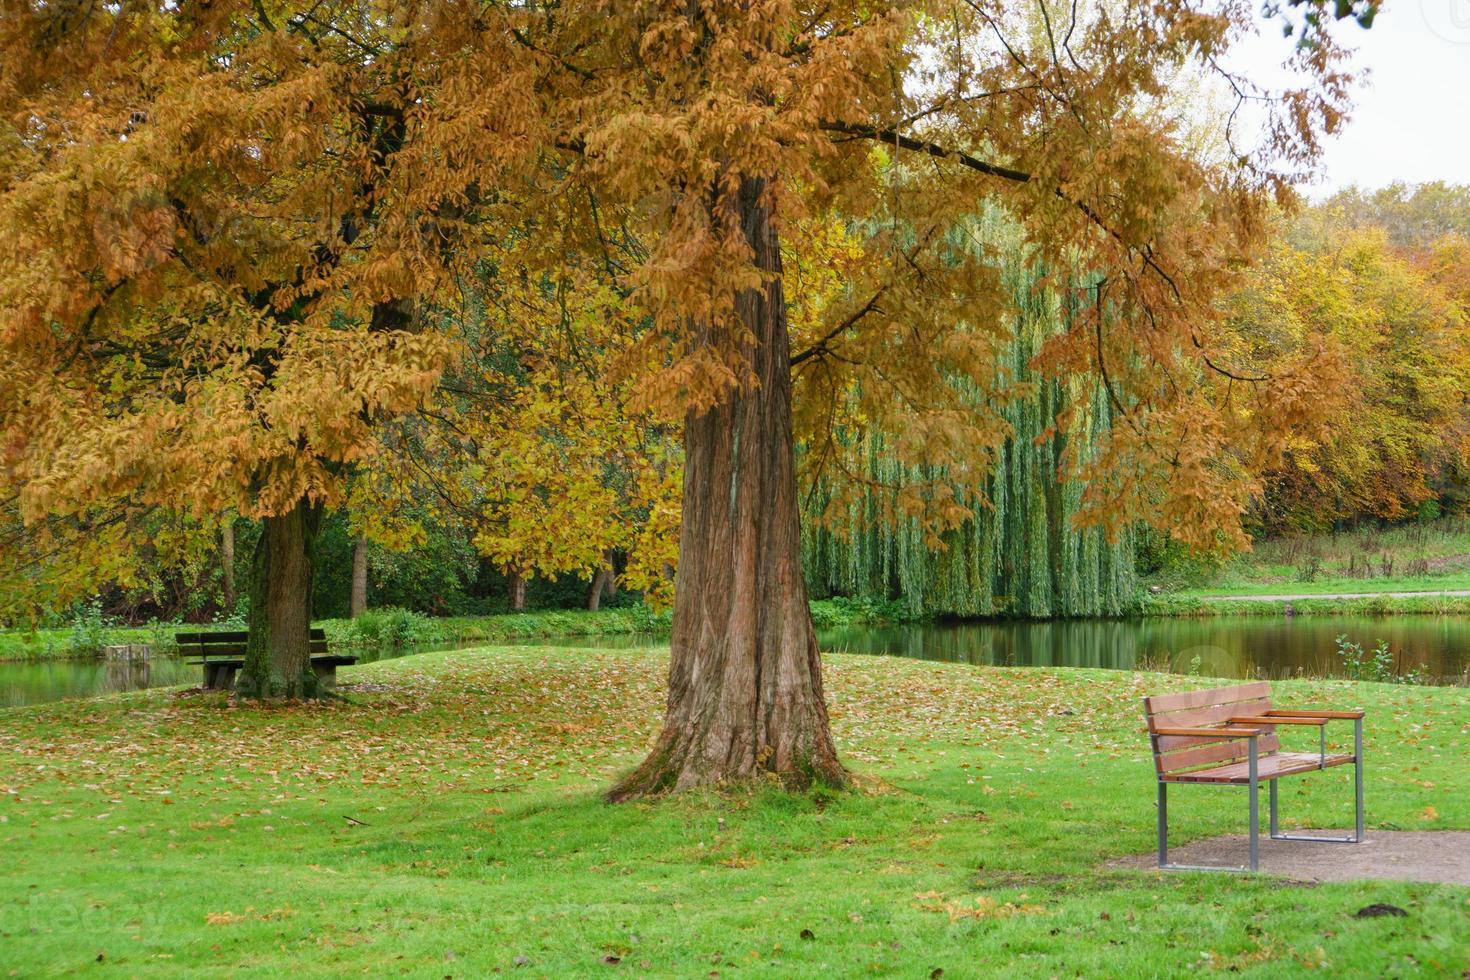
[237,499,323,699]
[349,534,369,619]
[220,517,236,611]
[609,175,845,800]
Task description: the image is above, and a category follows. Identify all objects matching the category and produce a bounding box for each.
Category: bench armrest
[1153,726,1263,738]
[1267,709,1365,720]
[1229,715,1328,726]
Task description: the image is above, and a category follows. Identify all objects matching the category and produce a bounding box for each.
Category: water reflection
[817,616,1470,684]
[0,657,204,709]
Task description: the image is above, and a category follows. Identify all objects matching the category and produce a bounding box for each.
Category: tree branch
[789,286,887,367]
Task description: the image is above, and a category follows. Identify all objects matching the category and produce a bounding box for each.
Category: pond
[2,614,1466,709]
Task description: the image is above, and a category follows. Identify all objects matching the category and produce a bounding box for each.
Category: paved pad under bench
[1110,831,1470,884]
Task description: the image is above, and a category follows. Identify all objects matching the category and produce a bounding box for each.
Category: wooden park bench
[1143,681,1364,872]
[175,629,357,692]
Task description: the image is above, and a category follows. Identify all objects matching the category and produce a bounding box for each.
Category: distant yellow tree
[1230,226,1470,531]
[351,258,682,612]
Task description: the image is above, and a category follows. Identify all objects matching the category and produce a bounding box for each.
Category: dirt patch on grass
[1110,831,1470,884]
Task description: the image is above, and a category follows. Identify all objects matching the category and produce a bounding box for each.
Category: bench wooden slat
[179,642,328,657]
[1155,740,1254,772]
[175,628,325,644]
[1157,733,1282,758]
[1267,708,1365,720]
[1164,751,1355,784]
[185,652,353,666]
[1229,715,1328,727]
[1142,681,1270,715]
[1155,728,1261,750]
[1149,698,1271,731]
[1154,740,1283,773]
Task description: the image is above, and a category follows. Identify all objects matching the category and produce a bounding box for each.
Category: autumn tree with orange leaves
[3,0,1371,793]
[0,1,466,696]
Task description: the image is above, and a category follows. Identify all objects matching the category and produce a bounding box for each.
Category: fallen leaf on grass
[717,854,759,869]
[913,891,1045,922]
[205,907,293,925]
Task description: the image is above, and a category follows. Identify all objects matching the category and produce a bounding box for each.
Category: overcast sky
[1241,1,1470,197]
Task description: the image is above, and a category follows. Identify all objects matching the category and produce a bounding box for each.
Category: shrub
[66,597,113,657]
[347,607,448,648]
[1335,634,1425,685]
[1295,555,1322,583]
[808,596,912,629]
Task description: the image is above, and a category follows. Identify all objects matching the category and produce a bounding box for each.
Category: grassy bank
[1,646,1465,976]
[0,609,664,663]
[1148,518,1470,603]
[0,622,182,663]
[1141,592,1470,618]
[0,598,905,663]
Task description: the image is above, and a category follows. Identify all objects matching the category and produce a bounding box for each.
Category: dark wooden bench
[175,629,356,691]
[1143,681,1364,872]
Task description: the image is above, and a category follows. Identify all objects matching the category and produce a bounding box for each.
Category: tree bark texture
[349,534,369,619]
[238,499,323,699]
[609,175,845,800]
[220,518,236,611]
[587,566,611,611]
[603,554,618,601]
[508,569,526,612]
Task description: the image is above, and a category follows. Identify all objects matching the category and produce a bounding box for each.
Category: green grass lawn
[2,647,1466,977]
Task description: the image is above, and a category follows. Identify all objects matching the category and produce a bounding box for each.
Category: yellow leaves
[91,198,175,285]
[1229,221,1470,532]
[205,907,293,926]
[912,892,1045,922]
[717,854,760,869]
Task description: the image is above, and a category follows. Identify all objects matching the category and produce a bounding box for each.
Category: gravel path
[1110,831,1470,883]
[1201,589,1470,602]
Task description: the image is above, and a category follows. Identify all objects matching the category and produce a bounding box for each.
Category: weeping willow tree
[801,262,1136,619]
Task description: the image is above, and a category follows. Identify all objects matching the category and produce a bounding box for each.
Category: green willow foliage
[802,266,1136,619]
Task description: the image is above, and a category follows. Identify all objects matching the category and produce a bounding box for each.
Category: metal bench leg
[1355,717,1365,842]
[1248,753,1259,872]
[1269,717,1364,844]
[1269,778,1278,836]
[1157,781,1168,869]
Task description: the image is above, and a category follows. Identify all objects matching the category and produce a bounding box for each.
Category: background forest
[5,182,1467,630]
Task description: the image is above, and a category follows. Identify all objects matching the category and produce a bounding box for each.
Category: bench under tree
[175,629,357,692]
[1143,681,1364,872]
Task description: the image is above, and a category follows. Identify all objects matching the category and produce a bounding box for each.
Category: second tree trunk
[349,534,369,619]
[237,499,323,700]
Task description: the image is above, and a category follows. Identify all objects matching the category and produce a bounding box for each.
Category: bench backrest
[1142,682,1280,778]
[176,628,327,658]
